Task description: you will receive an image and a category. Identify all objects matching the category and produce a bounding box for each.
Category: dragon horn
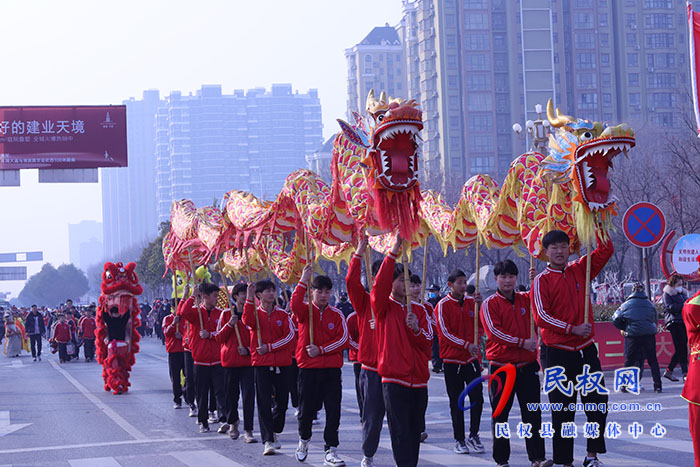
[379,91,387,103]
[546,99,574,128]
[366,90,376,112]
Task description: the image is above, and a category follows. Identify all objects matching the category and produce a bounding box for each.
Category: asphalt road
[0,337,695,466]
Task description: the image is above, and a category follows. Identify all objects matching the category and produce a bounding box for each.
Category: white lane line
[0,435,230,455]
[69,457,122,467]
[49,360,147,440]
[170,450,247,467]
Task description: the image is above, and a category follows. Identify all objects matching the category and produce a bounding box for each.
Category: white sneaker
[217,423,230,434]
[208,411,218,423]
[273,433,281,449]
[324,447,345,466]
[263,441,276,455]
[467,434,485,453]
[188,407,197,418]
[296,438,309,462]
[454,440,469,454]
[360,456,374,467]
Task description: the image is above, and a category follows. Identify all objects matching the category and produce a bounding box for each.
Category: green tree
[136,222,171,300]
[17,263,89,306]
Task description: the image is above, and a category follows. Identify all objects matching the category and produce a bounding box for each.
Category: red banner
[596,320,673,370]
[0,105,127,170]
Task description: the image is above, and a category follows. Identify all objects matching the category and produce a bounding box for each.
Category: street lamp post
[512,103,552,153]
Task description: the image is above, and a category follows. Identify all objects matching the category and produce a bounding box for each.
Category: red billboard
[0,105,127,170]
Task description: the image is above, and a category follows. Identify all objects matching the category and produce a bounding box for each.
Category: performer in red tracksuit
[242,279,295,456]
[532,229,613,467]
[79,310,97,362]
[346,236,385,466]
[177,282,225,433]
[346,311,361,417]
[371,238,432,467]
[683,257,700,467]
[435,269,485,455]
[163,304,187,409]
[216,283,256,443]
[53,314,72,363]
[480,259,553,467]
[291,265,348,466]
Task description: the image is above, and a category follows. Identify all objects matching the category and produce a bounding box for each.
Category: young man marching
[163,302,187,409]
[481,259,552,467]
[435,269,485,455]
[346,236,384,467]
[216,283,257,443]
[292,265,349,466]
[371,238,433,467]
[532,229,613,467]
[178,282,226,433]
[242,280,295,456]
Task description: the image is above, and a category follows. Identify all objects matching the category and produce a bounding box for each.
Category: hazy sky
[0,0,404,297]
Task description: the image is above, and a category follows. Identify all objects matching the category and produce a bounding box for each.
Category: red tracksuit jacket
[178,296,222,366]
[346,253,379,371]
[371,252,433,388]
[291,282,349,369]
[242,300,295,367]
[435,293,483,365]
[163,314,186,353]
[531,238,613,351]
[347,311,359,362]
[216,307,252,368]
[481,291,537,367]
[79,316,97,339]
[53,322,72,343]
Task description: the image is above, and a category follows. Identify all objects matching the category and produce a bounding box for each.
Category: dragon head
[365,90,423,191]
[100,262,143,317]
[541,99,636,214]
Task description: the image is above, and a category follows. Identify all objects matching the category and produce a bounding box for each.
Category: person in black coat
[25,305,46,361]
[613,284,662,392]
[663,274,689,382]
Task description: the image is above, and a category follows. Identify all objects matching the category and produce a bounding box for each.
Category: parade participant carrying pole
[186,247,204,330]
[217,263,243,347]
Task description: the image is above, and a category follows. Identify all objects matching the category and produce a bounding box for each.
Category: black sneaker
[663,369,679,382]
[200,423,210,433]
[583,457,604,467]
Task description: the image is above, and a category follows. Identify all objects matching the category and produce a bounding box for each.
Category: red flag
[689,2,700,136]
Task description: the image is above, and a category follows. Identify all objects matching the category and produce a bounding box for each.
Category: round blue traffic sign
[622,202,666,248]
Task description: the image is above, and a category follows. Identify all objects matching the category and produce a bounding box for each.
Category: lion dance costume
[96,262,142,395]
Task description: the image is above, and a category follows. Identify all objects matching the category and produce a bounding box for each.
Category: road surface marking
[69,457,121,467]
[50,360,147,440]
[170,450,247,467]
[0,411,31,437]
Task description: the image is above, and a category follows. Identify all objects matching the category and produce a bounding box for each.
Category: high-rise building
[68,220,104,272]
[399,0,691,189]
[102,90,163,258]
[155,84,323,222]
[306,136,335,183]
[345,24,408,119]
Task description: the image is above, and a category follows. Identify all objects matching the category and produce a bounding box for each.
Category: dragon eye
[105,271,113,280]
[377,114,384,122]
[580,131,593,141]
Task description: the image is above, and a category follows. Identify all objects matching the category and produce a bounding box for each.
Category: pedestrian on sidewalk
[663,273,689,382]
[613,282,662,392]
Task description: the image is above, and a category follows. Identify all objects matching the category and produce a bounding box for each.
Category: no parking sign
[622,202,666,248]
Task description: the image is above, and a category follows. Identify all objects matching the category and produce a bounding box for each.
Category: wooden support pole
[186,247,204,331]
